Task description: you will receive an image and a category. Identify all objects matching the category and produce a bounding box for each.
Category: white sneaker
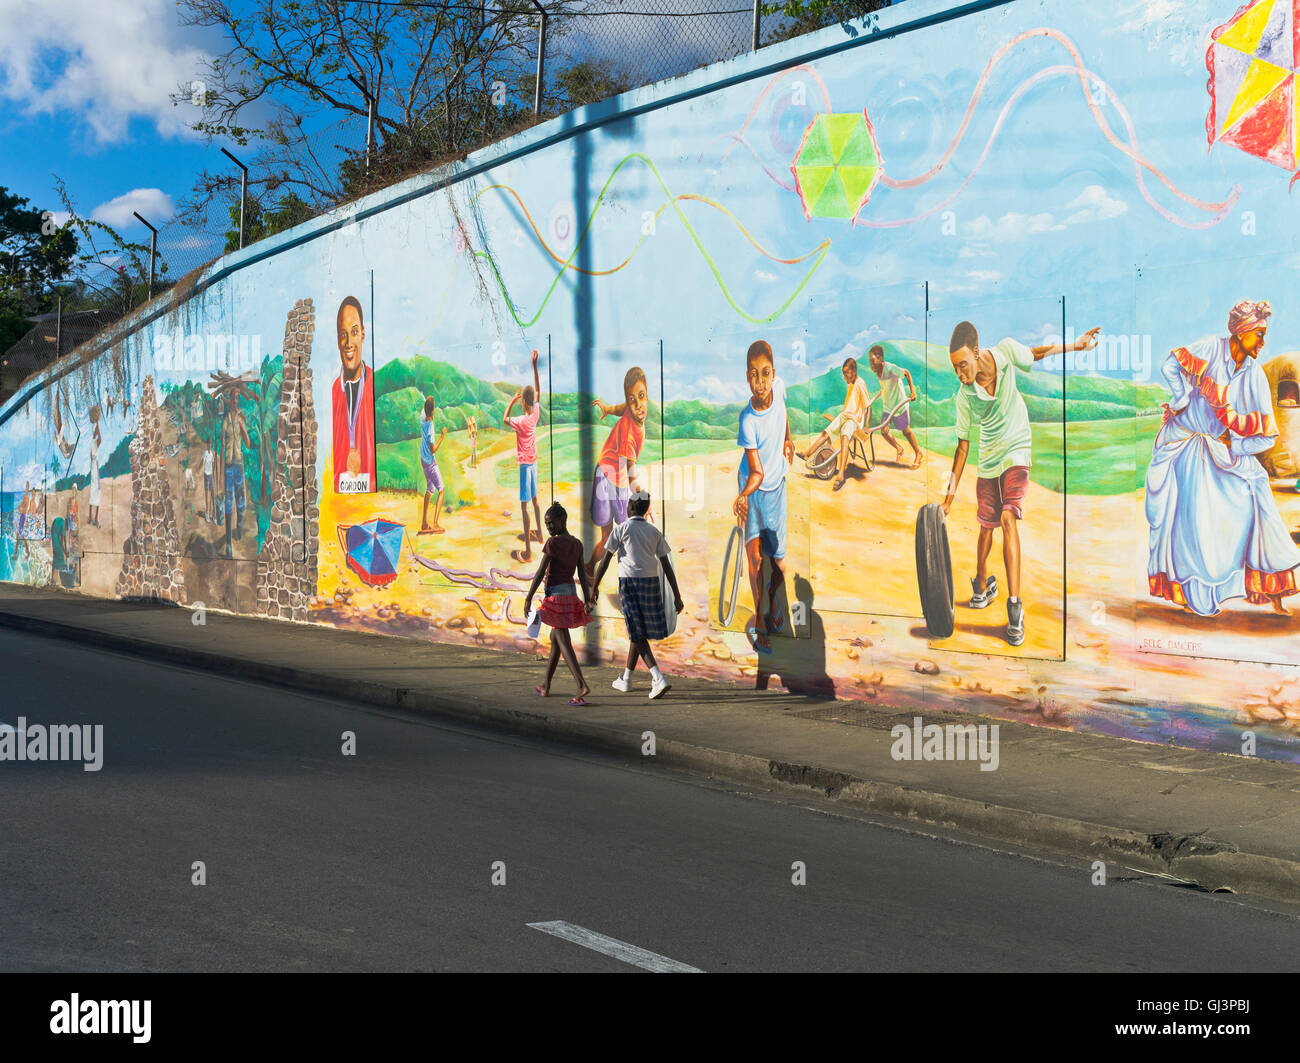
[612,676,630,693]
[649,676,671,700]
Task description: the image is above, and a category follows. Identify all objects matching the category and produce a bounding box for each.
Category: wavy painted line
[710,134,799,192]
[715,63,833,168]
[471,152,830,326]
[858,63,1238,230]
[870,27,1236,228]
[478,182,822,272]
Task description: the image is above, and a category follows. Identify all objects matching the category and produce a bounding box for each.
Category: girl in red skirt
[523,502,596,704]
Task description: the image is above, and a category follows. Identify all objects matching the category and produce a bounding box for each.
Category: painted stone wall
[256,299,319,621]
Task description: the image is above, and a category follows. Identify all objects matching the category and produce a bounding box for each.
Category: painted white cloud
[91,188,175,228]
[962,186,1126,251]
[1117,0,1220,68]
[1062,185,1128,225]
[0,0,211,142]
[819,325,886,371]
[964,212,1065,241]
[693,373,750,404]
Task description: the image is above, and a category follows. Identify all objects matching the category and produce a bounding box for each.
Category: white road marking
[526,921,703,973]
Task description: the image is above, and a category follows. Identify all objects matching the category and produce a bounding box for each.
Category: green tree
[52,176,164,315]
[223,192,315,253]
[546,58,640,113]
[761,0,892,46]
[175,0,569,224]
[0,187,77,351]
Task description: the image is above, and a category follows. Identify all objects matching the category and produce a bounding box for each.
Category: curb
[3,606,1298,904]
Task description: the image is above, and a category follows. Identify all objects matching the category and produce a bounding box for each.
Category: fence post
[221,147,248,250]
[132,212,158,300]
[752,0,761,50]
[532,2,547,116]
[55,294,62,359]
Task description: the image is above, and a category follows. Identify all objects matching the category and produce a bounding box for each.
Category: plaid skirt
[619,576,668,641]
[540,583,591,630]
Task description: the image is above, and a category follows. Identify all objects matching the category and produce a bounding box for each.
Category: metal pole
[132,211,158,299]
[752,0,761,50]
[221,147,248,249]
[55,294,62,359]
[366,95,374,170]
[532,3,547,116]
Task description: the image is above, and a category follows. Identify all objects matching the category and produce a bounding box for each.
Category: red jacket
[331,365,377,492]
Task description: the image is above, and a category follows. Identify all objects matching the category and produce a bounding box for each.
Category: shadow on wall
[757,573,833,697]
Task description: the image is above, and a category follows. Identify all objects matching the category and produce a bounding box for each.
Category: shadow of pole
[567,110,599,665]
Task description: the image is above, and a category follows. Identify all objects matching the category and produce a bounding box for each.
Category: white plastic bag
[525,607,542,639]
[659,541,677,637]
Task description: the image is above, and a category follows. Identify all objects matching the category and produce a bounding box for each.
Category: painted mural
[6,0,1300,760]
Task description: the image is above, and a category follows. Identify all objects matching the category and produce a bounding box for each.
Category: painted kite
[791,111,883,221]
[1207,0,1300,178]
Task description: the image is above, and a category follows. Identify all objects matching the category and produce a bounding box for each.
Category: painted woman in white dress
[1146,300,1300,616]
[87,423,101,528]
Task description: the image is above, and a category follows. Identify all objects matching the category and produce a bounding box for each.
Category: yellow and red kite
[1207,0,1300,174]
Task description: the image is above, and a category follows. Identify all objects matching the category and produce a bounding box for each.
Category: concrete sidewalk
[2,582,1299,903]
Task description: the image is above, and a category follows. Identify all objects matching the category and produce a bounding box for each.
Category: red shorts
[975,466,1029,529]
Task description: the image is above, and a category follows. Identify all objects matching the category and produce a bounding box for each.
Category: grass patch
[920,416,1161,496]
[377,434,477,510]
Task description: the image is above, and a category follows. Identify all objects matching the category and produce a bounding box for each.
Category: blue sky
[0,0,236,269]
[0,0,765,278]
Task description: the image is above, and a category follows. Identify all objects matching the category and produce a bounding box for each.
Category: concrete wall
[5,0,1300,762]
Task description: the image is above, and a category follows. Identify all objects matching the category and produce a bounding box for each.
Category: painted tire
[915,502,955,638]
[811,443,837,480]
[719,523,744,626]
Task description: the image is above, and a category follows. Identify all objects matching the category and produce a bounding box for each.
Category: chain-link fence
[3,0,891,401]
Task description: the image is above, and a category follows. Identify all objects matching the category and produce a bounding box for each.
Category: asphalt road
[3,626,1300,973]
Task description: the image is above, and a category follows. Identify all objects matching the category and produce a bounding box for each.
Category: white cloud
[1062,185,1128,225]
[964,212,1065,241]
[0,0,211,142]
[754,269,777,283]
[91,188,175,228]
[1117,0,1220,68]
[1117,0,1181,33]
[693,373,750,404]
[961,186,1126,254]
[819,325,885,372]
[161,233,210,251]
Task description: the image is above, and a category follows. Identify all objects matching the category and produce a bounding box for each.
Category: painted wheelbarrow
[805,396,912,480]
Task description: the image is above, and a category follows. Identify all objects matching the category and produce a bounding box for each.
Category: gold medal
[347,448,361,474]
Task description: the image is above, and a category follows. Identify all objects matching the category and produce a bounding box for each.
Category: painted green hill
[372,346,1170,449]
[788,339,1169,428]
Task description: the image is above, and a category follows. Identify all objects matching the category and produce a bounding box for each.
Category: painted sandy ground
[305,421,1300,758]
